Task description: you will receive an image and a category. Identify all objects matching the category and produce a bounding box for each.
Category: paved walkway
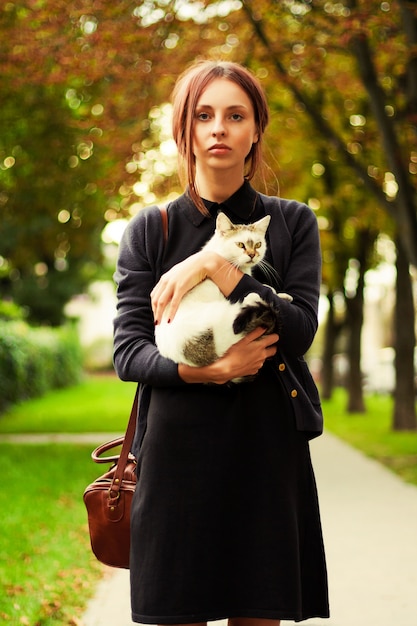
[0,432,123,444]
[78,431,417,626]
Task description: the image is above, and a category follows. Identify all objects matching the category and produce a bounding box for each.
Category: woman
[114,60,329,625]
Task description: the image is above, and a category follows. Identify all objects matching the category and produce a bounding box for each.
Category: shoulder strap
[112,205,168,477]
[160,205,168,244]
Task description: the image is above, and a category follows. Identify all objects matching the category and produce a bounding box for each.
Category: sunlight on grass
[0,375,137,433]
[0,444,106,624]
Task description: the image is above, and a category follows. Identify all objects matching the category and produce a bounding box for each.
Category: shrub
[0,321,83,412]
[0,299,27,321]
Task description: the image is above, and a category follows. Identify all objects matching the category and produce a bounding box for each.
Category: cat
[154,212,292,383]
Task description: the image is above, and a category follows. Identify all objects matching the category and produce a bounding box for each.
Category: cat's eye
[236,242,245,249]
[255,242,261,249]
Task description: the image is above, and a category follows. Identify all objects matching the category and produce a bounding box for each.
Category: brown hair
[171,60,269,215]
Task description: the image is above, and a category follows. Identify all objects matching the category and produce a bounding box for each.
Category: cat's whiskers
[258,259,281,288]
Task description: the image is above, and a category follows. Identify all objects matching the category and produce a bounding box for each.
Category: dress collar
[180,180,259,227]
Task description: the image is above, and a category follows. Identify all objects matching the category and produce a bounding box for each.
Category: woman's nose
[211,117,226,136]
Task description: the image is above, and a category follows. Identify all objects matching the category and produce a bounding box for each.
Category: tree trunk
[345,285,366,413]
[321,292,337,399]
[393,239,417,431]
[344,229,373,413]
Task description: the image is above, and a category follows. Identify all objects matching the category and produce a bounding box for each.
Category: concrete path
[81,432,417,626]
[0,432,123,444]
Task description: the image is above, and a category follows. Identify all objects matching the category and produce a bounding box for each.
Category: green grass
[0,374,137,433]
[0,443,105,624]
[0,375,137,624]
[322,388,417,486]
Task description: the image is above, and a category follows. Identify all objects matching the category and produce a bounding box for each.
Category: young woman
[113,60,329,625]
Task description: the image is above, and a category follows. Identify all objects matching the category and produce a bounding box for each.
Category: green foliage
[1,0,416,320]
[0,443,104,624]
[0,322,83,412]
[0,375,135,433]
[0,299,26,321]
[0,82,109,325]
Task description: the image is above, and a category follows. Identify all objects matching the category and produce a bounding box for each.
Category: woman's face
[192,77,259,179]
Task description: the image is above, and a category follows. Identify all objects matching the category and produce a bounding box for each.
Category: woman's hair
[171,60,270,214]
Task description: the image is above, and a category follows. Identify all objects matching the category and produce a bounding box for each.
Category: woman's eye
[231,113,243,121]
[197,112,210,121]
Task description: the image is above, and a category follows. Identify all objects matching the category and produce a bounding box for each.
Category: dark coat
[113,182,323,444]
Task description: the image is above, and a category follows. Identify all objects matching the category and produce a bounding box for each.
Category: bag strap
[92,389,139,464]
[160,204,168,243]
[105,386,139,499]
[101,204,169,494]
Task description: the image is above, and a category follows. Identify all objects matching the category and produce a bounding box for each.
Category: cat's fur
[154,212,291,383]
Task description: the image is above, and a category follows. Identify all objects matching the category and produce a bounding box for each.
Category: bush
[0,321,83,412]
[0,299,27,321]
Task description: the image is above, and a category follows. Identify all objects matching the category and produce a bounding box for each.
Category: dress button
[291,389,298,398]
[278,363,286,371]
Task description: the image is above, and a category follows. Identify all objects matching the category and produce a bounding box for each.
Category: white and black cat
[154,212,291,382]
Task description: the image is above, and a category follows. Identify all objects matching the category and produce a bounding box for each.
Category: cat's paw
[233,299,279,336]
[242,292,263,307]
[277,292,293,302]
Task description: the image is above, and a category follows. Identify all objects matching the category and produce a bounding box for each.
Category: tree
[1,2,415,427]
[240,0,417,266]
[235,0,416,426]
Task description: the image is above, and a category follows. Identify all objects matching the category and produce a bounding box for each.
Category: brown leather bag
[83,205,168,569]
[83,388,138,569]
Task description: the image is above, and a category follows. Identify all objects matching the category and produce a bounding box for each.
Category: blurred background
[1,3,417,624]
[1,0,416,426]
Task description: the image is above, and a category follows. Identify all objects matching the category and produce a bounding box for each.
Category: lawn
[0,443,105,624]
[0,375,137,624]
[0,374,137,433]
[0,376,416,624]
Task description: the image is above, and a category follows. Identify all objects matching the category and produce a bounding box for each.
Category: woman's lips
[209,143,231,154]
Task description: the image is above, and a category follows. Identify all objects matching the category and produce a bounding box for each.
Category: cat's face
[215,212,271,270]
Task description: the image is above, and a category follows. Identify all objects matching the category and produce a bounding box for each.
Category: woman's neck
[195,168,245,204]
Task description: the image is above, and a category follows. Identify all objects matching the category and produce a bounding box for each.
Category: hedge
[0,321,83,412]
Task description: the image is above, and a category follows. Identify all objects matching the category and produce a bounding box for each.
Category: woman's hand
[178,327,279,385]
[151,251,242,324]
[151,252,209,324]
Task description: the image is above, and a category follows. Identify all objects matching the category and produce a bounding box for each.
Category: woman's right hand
[152,251,244,325]
[178,326,279,385]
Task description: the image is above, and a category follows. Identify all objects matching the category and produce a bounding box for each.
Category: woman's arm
[113,209,186,386]
[227,201,322,356]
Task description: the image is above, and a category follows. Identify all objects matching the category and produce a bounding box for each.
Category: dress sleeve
[113,208,186,386]
[228,202,321,357]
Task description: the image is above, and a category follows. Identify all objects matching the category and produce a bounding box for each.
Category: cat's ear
[253,214,271,235]
[216,212,235,234]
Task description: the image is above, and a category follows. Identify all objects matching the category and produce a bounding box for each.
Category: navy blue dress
[114,183,329,623]
[130,367,328,623]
